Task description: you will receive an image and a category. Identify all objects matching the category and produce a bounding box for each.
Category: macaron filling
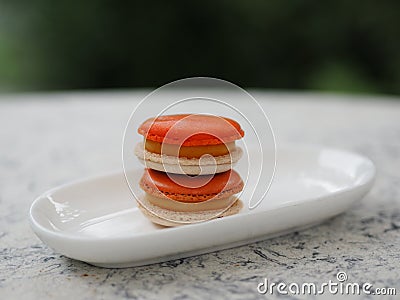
[143,193,237,212]
[144,139,236,158]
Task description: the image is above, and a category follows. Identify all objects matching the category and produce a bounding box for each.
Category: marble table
[1,90,399,299]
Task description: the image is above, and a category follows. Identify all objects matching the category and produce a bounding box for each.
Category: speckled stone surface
[0,91,399,299]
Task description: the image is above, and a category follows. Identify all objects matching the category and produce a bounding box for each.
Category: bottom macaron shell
[134,142,243,175]
[137,197,243,227]
[138,158,235,175]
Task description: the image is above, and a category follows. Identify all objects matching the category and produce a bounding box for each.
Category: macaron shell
[140,168,244,203]
[137,158,236,175]
[138,114,244,146]
[134,142,243,175]
[137,197,243,227]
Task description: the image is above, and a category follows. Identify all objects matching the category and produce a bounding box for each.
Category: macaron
[135,114,244,175]
[138,168,244,226]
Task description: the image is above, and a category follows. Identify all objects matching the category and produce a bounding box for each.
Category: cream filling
[144,193,237,212]
[144,139,237,158]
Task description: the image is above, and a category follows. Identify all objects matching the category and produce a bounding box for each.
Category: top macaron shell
[138,114,244,146]
[140,168,244,203]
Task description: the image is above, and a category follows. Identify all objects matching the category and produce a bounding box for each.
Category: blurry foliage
[0,0,399,94]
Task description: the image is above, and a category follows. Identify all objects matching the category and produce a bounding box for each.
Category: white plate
[30,145,375,268]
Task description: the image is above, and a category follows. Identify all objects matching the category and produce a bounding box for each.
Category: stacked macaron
[135,114,245,226]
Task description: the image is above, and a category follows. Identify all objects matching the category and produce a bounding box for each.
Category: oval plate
[30,145,375,268]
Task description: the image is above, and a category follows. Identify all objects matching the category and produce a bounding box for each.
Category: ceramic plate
[30,145,375,268]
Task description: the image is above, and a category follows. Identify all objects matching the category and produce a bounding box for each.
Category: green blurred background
[1,0,399,94]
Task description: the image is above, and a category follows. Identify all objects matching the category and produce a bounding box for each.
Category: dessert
[135,113,245,226]
[138,168,244,226]
[135,114,244,175]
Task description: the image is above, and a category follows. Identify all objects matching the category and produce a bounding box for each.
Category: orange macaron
[135,114,244,175]
[138,169,244,226]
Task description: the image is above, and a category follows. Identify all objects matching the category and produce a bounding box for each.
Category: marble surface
[0,90,399,299]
